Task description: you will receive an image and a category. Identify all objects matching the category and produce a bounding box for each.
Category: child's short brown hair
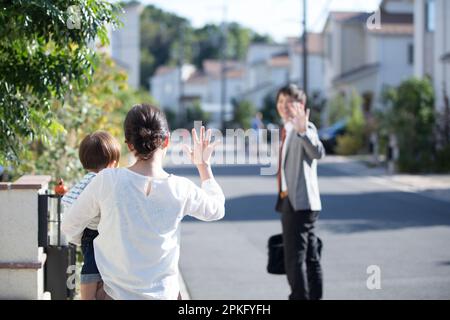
[79,131,121,171]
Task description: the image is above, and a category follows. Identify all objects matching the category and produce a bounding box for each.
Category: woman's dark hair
[276,84,307,105]
[124,104,170,160]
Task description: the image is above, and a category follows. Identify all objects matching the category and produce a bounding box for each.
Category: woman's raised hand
[183,126,220,167]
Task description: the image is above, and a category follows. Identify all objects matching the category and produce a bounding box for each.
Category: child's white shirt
[61,167,225,300]
[61,172,100,245]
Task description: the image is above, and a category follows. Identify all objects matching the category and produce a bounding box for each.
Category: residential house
[150,60,245,126]
[414,0,450,111]
[288,33,325,96]
[322,2,414,112]
[150,64,196,112]
[239,43,289,109]
[184,60,245,123]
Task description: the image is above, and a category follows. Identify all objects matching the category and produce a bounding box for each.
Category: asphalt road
[169,160,450,300]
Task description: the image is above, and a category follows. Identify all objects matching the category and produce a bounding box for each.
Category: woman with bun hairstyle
[62,103,225,300]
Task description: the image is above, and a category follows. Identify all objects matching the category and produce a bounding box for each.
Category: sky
[139,0,382,41]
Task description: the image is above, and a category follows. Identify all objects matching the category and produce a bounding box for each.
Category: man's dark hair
[276,84,307,105]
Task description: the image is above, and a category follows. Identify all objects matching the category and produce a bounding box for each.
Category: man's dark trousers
[277,196,323,300]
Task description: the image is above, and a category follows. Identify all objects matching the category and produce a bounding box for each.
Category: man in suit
[275,84,325,300]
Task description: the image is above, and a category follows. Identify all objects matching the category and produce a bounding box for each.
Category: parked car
[318,119,348,154]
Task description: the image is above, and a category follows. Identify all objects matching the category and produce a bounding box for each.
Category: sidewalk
[323,155,450,204]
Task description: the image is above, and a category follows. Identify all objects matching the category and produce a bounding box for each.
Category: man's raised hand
[288,101,310,134]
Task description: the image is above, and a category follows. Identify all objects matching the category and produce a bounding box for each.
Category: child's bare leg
[95,281,107,300]
[80,282,99,300]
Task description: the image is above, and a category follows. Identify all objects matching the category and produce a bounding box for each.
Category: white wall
[202,78,235,124]
[242,61,273,108]
[335,71,379,100]
[414,0,426,77]
[376,35,414,92]
[183,81,208,102]
[323,10,414,109]
[434,0,450,111]
[383,0,415,14]
[309,55,325,94]
[341,24,367,74]
[182,73,244,124]
[337,35,413,108]
[227,77,244,102]
[207,77,244,106]
[151,65,196,112]
[245,44,287,99]
[111,4,142,90]
[323,20,343,96]
[151,69,180,111]
[414,0,450,111]
[271,67,289,88]
[0,180,50,299]
[246,44,287,65]
[246,62,271,91]
[290,54,324,94]
[242,84,273,110]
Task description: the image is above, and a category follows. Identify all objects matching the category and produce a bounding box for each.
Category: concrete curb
[179,269,191,300]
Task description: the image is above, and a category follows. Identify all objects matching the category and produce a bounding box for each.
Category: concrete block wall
[0,176,51,300]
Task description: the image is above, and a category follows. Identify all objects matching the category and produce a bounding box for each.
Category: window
[426,0,436,32]
[408,43,414,65]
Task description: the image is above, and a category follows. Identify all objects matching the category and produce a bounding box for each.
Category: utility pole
[302,0,308,97]
[220,4,228,131]
[178,22,185,126]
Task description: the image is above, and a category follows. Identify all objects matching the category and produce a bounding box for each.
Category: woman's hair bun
[139,127,153,140]
[124,104,169,160]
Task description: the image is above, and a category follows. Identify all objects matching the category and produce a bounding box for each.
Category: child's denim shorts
[80,228,102,284]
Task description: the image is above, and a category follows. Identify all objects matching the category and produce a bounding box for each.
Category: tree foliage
[14,53,155,183]
[261,92,281,125]
[233,99,256,129]
[327,92,348,125]
[308,91,326,129]
[185,101,211,130]
[381,78,436,172]
[140,5,272,89]
[0,0,121,164]
[335,90,366,155]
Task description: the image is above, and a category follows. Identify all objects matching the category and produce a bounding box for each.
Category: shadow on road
[184,191,450,234]
[317,162,382,177]
[166,165,276,177]
[167,163,381,178]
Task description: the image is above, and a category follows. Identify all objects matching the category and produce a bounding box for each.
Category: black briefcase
[267,234,285,274]
[267,234,323,275]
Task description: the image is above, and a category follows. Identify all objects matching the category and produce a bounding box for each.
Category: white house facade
[239,43,289,109]
[150,65,196,112]
[323,4,414,110]
[414,0,450,111]
[288,33,325,96]
[150,60,245,125]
